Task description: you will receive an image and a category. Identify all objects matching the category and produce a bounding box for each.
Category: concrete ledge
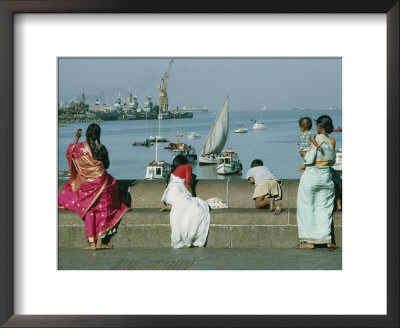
[58,179,301,209]
[58,208,342,248]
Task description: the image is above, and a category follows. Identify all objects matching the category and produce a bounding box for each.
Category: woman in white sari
[296,115,337,249]
[161,155,210,249]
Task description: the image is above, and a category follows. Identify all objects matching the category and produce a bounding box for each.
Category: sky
[58,58,342,111]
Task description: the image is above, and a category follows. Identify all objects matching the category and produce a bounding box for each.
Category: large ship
[180,106,208,112]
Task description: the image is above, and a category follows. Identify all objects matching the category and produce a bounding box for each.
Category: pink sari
[58,141,130,243]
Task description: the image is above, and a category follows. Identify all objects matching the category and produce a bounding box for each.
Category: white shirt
[246,166,278,186]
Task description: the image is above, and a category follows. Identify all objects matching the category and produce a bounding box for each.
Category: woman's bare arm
[73,129,82,144]
[185,184,194,196]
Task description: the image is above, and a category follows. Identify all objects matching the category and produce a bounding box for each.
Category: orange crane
[158,59,174,113]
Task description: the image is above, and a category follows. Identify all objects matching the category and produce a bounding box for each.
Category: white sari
[161,174,211,248]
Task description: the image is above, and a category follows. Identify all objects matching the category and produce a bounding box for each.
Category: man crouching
[246,159,282,215]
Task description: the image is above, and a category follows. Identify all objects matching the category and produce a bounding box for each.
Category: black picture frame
[1,0,398,327]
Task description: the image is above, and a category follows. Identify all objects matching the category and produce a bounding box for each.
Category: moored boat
[199,97,229,165]
[252,105,267,130]
[133,138,153,147]
[145,107,171,179]
[252,120,266,130]
[199,154,218,164]
[144,160,171,180]
[149,136,169,142]
[234,127,248,133]
[168,142,198,162]
[216,150,243,175]
[174,147,197,162]
[188,132,201,139]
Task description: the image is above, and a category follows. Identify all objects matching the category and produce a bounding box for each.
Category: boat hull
[144,162,171,180]
[216,163,241,175]
[234,128,248,133]
[199,156,217,165]
[216,151,242,175]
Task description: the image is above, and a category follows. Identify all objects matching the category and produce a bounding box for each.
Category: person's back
[246,159,281,214]
[246,165,278,186]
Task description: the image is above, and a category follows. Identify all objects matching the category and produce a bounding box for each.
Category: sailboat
[199,96,230,165]
[252,106,267,130]
[144,108,171,180]
[214,97,242,175]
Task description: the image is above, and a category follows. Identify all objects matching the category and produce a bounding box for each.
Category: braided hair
[85,123,110,169]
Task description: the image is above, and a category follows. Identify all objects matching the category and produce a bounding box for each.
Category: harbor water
[58,110,342,180]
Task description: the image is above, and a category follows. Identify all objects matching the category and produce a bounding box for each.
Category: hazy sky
[58,58,341,111]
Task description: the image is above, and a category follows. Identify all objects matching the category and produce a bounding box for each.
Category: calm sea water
[58,110,342,180]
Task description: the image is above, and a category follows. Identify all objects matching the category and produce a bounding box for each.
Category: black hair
[316,115,334,134]
[165,155,191,187]
[251,159,263,168]
[86,123,102,144]
[298,117,312,130]
[85,123,110,169]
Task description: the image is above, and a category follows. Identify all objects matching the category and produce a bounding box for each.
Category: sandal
[327,244,338,251]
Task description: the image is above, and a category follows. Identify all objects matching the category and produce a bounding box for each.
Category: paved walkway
[59,247,342,270]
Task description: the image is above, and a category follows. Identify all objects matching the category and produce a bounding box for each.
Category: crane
[158,59,174,113]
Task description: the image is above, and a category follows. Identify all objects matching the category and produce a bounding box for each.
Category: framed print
[1,0,398,327]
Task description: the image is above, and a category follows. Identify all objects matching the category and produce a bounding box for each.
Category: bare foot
[83,243,96,250]
[294,242,315,249]
[96,243,113,249]
[274,204,281,215]
[179,245,190,249]
[269,198,275,212]
[160,204,172,212]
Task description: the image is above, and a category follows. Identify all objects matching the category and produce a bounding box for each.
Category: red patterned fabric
[59,142,130,242]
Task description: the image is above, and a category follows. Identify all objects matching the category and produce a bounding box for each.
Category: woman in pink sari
[59,124,130,249]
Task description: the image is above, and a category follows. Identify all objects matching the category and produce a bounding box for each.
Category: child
[246,159,282,215]
[297,117,322,158]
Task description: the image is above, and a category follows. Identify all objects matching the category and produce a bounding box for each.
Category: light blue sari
[297,134,336,244]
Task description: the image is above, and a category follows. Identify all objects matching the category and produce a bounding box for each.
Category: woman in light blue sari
[296,115,337,249]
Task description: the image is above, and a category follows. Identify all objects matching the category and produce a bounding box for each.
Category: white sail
[200,97,229,157]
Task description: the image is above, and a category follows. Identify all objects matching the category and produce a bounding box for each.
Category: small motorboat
[234,127,248,133]
[144,160,171,180]
[133,138,153,147]
[174,147,198,162]
[252,120,266,130]
[176,130,184,137]
[216,150,243,175]
[188,132,201,139]
[149,136,169,142]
